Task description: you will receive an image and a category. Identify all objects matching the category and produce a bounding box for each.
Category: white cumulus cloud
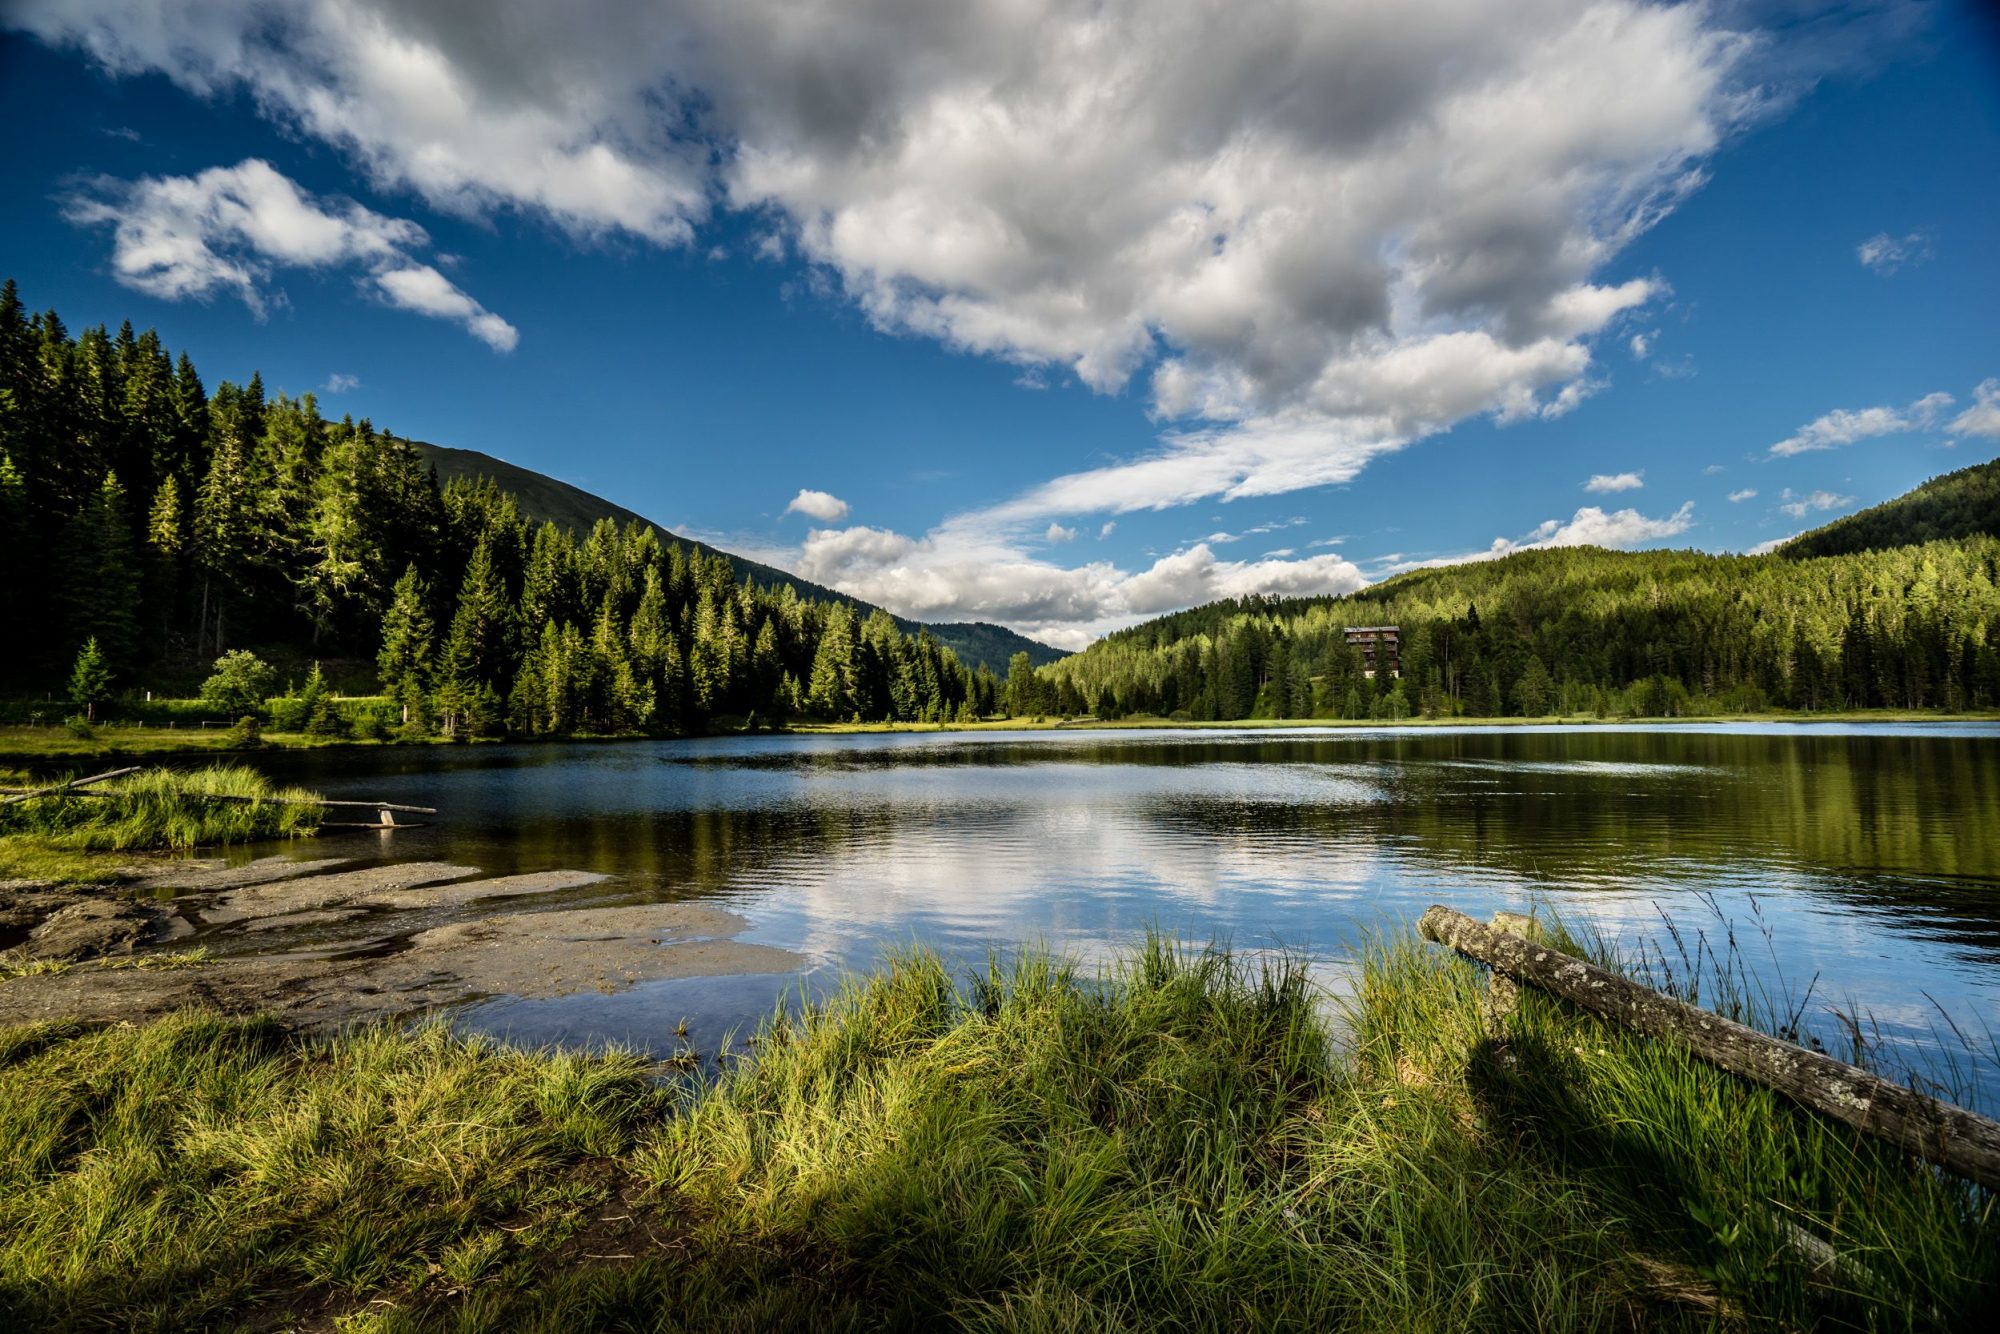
[1387,501,1695,572]
[1727,487,1757,502]
[784,489,851,522]
[62,157,515,349]
[15,0,1765,520]
[1584,471,1644,493]
[1045,523,1077,544]
[766,520,1368,649]
[1950,379,2000,439]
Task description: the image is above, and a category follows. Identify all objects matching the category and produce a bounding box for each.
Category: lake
[248,722,2000,1098]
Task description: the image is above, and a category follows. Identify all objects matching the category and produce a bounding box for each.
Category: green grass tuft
[0,932,1991,1330]
[0,764,322,853]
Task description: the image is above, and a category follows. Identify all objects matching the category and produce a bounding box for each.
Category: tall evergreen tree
[59,471,141,669]
[378,565,436,728]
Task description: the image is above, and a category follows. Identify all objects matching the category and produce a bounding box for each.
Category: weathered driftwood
[310,799,437,815]
[0,787,436,817]
[0,765,142,806]
[1419,904,2000,1192]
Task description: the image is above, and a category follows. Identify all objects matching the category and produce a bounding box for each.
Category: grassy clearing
[0,764,321,857]
[0,933,1991,1331]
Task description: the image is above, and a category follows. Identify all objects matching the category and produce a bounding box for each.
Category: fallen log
[0,788,437,816]
[1419,904,2000,1192]
[0,766,142,807]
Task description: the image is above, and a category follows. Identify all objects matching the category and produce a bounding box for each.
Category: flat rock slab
[365,869,609,911]
[380,902,796,1001]
[0,901,802,1031]
[16,898,169,961]
[131,856,354,892]
[203,862,483,924]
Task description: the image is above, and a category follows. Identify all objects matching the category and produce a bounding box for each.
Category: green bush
[61,715,93,740]
[199,651,277,720]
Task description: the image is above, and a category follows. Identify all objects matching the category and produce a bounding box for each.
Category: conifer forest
[3,280,1997,735]
[0,282,999,734]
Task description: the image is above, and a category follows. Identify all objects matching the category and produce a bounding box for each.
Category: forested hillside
[1033,527,2000,721]
[1779,456,2000,559]
[410,440,1062,672]
[0,282,998,731]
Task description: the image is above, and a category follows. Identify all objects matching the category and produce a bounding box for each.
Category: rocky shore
[0,854,799,1029]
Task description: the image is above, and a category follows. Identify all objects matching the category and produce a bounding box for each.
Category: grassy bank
[0,932,1989,1330]
[0,765,321,880]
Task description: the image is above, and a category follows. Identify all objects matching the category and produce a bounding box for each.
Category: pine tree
[59,471,141,669]
[68,637,112,721]
[1514,656,1554,717]
[193,408,252,654]
[808,604,857,718]
[435,537,512,736]
[378,565,436,729]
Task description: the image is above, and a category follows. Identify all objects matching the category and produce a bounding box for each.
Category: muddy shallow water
[6,723,1998,1097]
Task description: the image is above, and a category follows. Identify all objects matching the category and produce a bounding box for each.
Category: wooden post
[1419,904,2000,1192]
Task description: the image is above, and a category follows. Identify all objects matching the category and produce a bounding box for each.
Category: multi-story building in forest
[1344,626,1401,678]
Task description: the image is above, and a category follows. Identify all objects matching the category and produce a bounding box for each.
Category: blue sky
[2,1,1996,648]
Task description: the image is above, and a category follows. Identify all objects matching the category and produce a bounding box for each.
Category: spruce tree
[436,537,512,736]
[378,565,436,728]
[68,637,112,721]
[59,471,141,669]
[807,604,857,718]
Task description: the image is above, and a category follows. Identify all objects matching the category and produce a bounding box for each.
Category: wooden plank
[311,799,439,815]
[1419,904,2000,1192]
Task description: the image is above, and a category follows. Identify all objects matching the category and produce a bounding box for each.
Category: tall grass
[0,931,1991,1330]
[0,764,321,852]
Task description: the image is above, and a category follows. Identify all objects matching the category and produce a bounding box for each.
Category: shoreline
[4,706,1995,763]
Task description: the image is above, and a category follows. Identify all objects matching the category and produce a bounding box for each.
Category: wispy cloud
[1584,471,1644,494]
[1727,487,1756,502]
[1778,487,1853,519]
[322,372,360,393]
[1768,391,1954,456]
[1856,229,1933,275]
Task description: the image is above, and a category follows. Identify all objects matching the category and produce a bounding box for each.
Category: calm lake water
[251,723,2000,1098]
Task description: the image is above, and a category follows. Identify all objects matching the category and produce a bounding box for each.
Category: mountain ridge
[407,440,1063,673]
[1777,455,2000,560]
